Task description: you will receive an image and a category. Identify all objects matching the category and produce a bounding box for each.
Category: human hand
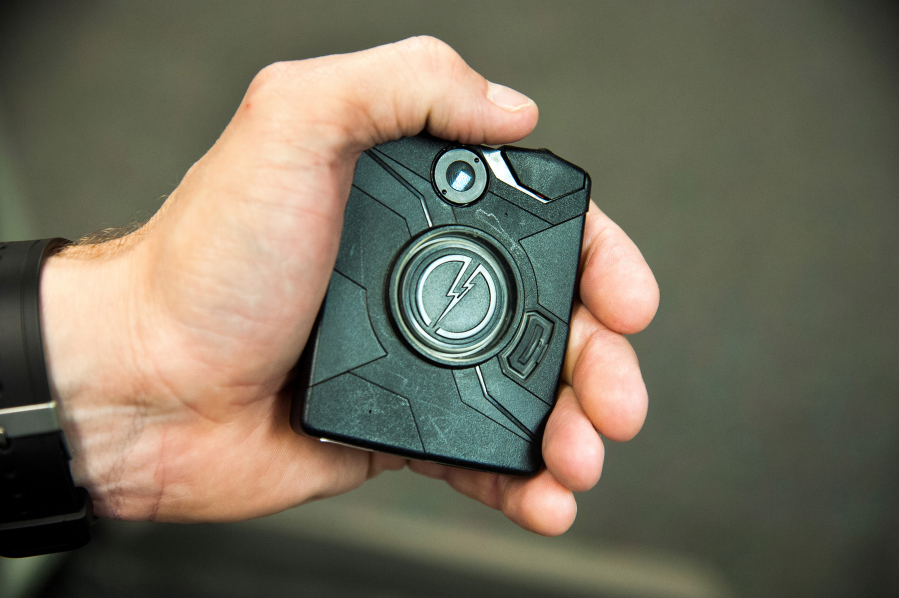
[41,37,658,535]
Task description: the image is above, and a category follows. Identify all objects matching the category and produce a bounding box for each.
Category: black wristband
[0,239,94,558]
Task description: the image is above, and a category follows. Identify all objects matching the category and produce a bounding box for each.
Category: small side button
[503,312,553,380]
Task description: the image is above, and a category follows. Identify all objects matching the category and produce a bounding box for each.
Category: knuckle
[246,61,296,104]
[393,35,462,71]
[250,62,286,91]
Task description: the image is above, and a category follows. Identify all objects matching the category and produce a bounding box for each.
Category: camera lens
[433,148,488,205]
[446,161,476,192]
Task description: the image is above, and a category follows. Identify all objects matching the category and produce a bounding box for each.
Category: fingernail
[487,81,533,112]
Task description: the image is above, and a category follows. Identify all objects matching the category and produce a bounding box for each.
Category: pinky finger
[442,467,578,536]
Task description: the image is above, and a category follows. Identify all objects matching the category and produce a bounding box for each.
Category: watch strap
[0,239,94,557]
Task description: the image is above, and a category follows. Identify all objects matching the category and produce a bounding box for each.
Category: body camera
[291,134,591,475]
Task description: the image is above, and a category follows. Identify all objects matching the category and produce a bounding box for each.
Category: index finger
[579,201,659,334]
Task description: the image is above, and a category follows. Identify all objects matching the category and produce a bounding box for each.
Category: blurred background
[1,1,898,597]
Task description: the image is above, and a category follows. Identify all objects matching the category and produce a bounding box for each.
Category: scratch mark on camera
[474,208,512,243]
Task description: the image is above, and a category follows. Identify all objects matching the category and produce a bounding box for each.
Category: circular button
[433,148,488,205]
[389,227,519,365]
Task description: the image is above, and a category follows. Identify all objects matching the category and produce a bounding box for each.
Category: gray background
[1,2,897,597]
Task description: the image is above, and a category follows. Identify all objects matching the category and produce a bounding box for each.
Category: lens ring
[433,149,488,205]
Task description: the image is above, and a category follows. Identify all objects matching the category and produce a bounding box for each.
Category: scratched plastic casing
[291,134,591,475]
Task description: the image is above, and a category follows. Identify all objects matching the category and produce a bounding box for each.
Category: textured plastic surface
[291,134,590,475]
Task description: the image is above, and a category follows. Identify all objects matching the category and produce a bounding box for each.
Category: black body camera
[291,134,590,475]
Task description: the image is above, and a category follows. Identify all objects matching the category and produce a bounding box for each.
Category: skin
[39,37,658,536]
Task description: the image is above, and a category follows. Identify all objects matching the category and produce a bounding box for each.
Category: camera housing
[291,134,591,475]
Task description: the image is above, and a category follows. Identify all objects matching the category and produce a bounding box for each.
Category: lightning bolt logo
[415,252,498,341]
[435,259,485,326]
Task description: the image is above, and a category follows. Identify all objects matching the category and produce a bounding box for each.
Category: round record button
[389,226,520,366]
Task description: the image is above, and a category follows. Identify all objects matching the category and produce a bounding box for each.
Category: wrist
[39,242,160,519]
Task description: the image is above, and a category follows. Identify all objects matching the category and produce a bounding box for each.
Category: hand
[40,36,658,535]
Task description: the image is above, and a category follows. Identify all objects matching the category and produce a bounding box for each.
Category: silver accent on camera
[482,148,549,203]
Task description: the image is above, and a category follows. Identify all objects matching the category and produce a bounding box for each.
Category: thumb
[236,36,539,155]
